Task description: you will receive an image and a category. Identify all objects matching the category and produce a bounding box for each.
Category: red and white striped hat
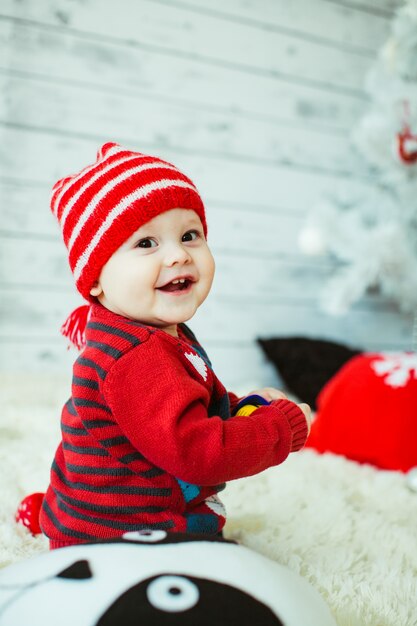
[51,142,207,301]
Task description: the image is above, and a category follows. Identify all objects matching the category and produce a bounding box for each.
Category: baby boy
[39,143,311,549]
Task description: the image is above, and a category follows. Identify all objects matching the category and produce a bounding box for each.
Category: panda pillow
[0,531,336,625]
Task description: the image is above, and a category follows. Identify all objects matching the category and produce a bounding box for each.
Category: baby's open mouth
[157,278,193,293]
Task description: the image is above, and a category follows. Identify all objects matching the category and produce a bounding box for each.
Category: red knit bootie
[15,492,45,535]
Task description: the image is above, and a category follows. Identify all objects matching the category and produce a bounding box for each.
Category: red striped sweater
[40,304,308,548]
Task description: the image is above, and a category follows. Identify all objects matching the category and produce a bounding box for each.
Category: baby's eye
[136,238,157,249]
[182,230,200,242]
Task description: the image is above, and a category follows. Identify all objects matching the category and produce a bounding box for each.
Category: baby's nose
[164,242,191,266]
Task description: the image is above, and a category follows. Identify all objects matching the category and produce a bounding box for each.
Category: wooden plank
[0,237,73,288]
[0,289,82,338]
[0,191,309,255]
[324,0,401,16]
[0,178,313,251]
[0,338,79,377]
[0,26,368,133]
[0,2,372,93]
[0,128,380,215]
[0,335,277,390]
[159,0,392,52]
[0,75,367,179]
[0,181,54,236]
[0,242,334,301]
[0,19,369,136]
[191,296,412,348]
[190,342,282,391]
[0,284,411,348]
[0,330,411,388]
[209,210,307,256]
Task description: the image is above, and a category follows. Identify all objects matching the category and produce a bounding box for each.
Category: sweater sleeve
[103,339,308,486]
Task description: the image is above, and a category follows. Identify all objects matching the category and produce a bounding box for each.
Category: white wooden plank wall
[0,0,410,389]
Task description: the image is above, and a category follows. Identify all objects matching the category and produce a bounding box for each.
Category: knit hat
[51,142,207,301]
[306,352,417,472]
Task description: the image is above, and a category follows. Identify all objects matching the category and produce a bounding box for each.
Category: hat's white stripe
[67,162,185,253]
[97,144,125,160]
[59,153,142,230]
[73,179,196,283]
[51,144,126,217]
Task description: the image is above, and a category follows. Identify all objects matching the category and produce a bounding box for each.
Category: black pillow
[257,337,361,409]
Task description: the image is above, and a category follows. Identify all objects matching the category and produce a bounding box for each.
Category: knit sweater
[40,304,308,548]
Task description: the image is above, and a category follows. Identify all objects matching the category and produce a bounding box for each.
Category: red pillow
[306,352,417,472]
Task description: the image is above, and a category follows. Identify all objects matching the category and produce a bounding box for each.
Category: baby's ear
[90,281,102,297]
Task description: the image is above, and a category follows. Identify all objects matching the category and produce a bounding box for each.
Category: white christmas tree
[299,0,417,316]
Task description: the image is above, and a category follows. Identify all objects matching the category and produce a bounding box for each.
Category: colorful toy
[234,394,270,416]
[0,531,336,625]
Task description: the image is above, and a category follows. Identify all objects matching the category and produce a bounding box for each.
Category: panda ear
[57,560,93,580]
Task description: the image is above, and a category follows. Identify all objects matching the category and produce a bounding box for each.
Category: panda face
[97,574,283,625]
[0,531,336,626]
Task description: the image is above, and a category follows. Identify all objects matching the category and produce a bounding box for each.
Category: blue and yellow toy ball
[234,394,271,416]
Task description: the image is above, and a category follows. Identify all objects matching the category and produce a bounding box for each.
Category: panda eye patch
[146,575,199,612]
[57,560,93,580]
[122,529,168,543]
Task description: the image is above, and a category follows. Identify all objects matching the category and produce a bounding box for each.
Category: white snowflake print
[371,352,417,388]
[17,502,30,527]
[204,495,226,518]
[184,351,208,381]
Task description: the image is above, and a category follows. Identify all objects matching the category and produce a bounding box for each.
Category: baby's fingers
[258,387,288,401]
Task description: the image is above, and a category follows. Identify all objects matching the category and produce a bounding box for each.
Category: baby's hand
[251,388,312,434]
[245,387,288,402]
[242,388,312,434]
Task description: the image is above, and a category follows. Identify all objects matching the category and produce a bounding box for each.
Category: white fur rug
[1,374,417,626]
